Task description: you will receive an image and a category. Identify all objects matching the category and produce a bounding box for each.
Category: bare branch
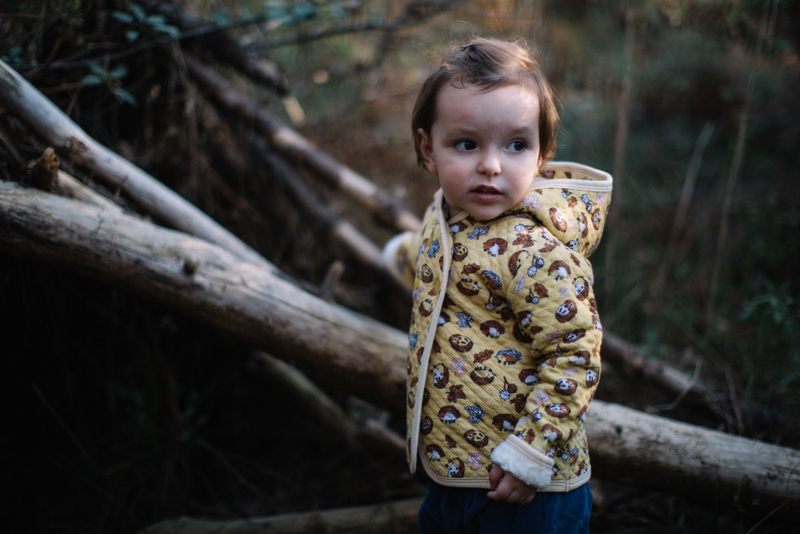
[0,58,272,270]
[184,54,421,233]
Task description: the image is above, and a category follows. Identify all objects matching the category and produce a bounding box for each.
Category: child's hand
[487,465,537,504]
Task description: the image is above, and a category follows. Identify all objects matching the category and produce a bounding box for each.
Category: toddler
[384,37,612,533]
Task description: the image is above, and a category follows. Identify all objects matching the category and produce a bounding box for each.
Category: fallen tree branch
[601,332,800,444]
[0,58,271,270]
[252,351,405,458]
[53,170,126,213]
[183,54,421,234]
[0,181,408,411]
[2,181,799,512]
[249,135,407,285]
[587,401,800,512]
[38,161,404,448]
[137,496,423,534]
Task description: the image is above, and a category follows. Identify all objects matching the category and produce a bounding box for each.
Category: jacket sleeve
[489,223,602,489]
[382,230,421,289]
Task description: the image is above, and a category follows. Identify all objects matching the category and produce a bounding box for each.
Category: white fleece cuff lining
[382,232,412,270]
[491,437,554,490]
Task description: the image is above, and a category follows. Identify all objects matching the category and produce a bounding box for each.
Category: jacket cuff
[382,232,411,269]
[491,437,554,490]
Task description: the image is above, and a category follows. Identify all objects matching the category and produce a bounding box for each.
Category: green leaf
[209,9,229,25]
[88,62,106,76]
[81,75,104,87]
[112,87,139,108]
[265,2,287,21]
[154,24,181,40]
[130,3,146,21]
[146,14,167,26]
[108,65,128,79]
[292,3,317,21]
[126,30,140,42]
[111,11,135,24]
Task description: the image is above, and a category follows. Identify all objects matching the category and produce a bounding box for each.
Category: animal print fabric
[388,163,612,491]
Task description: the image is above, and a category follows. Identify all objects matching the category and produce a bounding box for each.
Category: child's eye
[454,140,476,151]
[508,140,527,152]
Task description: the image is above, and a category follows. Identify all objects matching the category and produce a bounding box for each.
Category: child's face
[417,83,542,220]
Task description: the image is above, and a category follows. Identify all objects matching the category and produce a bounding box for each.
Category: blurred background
[1,0,798,532]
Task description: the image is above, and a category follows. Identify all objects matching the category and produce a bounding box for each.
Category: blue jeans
[418,482,592,534]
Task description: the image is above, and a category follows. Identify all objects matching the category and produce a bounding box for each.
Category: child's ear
[416,128,437,174]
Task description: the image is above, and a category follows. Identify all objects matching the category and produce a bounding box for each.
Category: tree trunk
[1,181,799,512]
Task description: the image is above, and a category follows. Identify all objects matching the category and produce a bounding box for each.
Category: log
[1,182,799,512]
[602,332,718,409]
[587,402,800,511]
[602,331,800,444]
[251,352,405,458]
[137,497,423,534]
[53,170,126,213]
[0,59,270,270]
[0,181,407,412]
[45,166,404,455]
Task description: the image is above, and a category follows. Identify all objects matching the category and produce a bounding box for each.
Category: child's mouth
[471,186,501,200]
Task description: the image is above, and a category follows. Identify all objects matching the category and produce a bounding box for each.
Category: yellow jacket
[384,162,612,491]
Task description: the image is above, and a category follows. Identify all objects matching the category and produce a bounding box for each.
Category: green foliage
[737,280,800,406]
[263,0,354,24]
[0,46,27,68]
[740,282,797,333]
[740,193,800,277]
[81,62,138,107]
[111,3,181,41]
[544,2,800,427]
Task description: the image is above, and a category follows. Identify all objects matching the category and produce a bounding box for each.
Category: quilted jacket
[384,162,613,491]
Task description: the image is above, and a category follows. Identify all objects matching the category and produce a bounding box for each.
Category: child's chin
[469,205,511,220]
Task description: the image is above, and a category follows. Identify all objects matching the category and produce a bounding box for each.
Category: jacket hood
[446,161,613,258]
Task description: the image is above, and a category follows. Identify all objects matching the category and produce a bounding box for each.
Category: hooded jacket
[384,162,613,491]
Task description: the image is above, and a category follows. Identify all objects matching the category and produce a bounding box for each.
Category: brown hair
[411,37,559,166]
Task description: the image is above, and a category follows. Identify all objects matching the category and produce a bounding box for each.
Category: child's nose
[477,148,501,176]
